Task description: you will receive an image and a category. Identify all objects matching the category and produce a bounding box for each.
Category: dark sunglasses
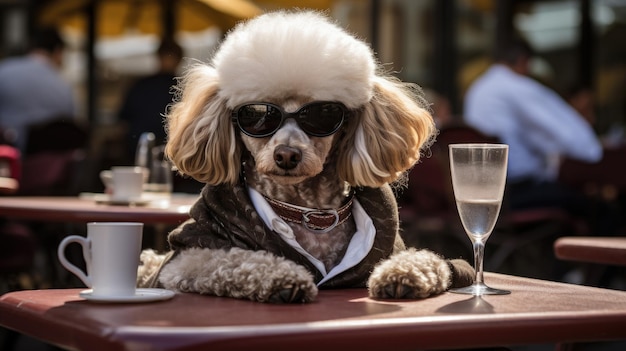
[231,101,348,138]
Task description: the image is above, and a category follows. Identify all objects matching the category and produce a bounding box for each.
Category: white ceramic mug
[58,222,144,297]
[111,166,146,201]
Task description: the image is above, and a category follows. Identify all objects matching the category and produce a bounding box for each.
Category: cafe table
[0,193,198,252]
[1,273,626,351]
[554,236,626,266]
[0,193,197,224]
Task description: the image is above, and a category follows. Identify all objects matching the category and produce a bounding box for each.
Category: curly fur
[213,11,376,109]
[142,10,471,303]
[164,11,435,187]
[159,247,318,303]
[367,248,452,299]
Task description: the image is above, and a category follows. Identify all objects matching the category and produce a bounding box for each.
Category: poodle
[138,10,473,303]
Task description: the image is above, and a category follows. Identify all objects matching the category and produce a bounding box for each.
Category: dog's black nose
[274,145,302,170]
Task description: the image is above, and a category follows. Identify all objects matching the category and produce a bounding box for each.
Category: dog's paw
[448,258,474,288]
[159,247,318,303]
[367,248,451,299]
[260,256,318,304]
[267,285,311,304]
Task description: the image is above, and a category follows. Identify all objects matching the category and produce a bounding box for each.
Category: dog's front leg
[367,248,473,299]
[158,247,318,303]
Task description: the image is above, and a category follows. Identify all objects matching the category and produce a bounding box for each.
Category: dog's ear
[336,75,436,187]
[165,63,241,185]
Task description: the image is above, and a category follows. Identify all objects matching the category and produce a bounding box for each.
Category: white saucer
[79,288,175,303]
[93,194,151,206]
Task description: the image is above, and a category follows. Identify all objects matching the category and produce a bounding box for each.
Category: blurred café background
[1,0,625,188]
[1,0,625,283]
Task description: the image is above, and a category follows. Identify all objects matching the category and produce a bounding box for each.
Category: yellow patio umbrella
[39,0,263,37]
[252,0,334,11]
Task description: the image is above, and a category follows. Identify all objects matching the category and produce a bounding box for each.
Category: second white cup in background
[111,166,146,201]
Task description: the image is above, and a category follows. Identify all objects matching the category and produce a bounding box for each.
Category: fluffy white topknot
[213,11,376,109]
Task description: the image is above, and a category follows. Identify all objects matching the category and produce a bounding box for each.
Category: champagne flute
[448,143,510,296]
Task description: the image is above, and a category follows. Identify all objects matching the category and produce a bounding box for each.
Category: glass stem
[473,240,485,286]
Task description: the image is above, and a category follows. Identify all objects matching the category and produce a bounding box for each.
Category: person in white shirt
[463,38,603,215]
[0,27,76,153]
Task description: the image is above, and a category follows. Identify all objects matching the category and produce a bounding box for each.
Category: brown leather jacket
[143,181,472,289]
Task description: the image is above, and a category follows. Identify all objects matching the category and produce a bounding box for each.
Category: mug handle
[57,235,93,288]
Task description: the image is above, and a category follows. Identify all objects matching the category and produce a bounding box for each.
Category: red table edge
[108,313,626,351]
[0,206,188,224]
[1,289,626,351]
[554,236,626,266]
[0,196,193,224]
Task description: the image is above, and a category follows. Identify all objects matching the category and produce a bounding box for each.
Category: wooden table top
[0,193,198,224]
[554,236,626,266]
[2,273,626,351]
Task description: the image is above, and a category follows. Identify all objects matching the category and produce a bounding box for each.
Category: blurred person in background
[118,37,184,161]
[463,37,603,216]
[0,26,76,153]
